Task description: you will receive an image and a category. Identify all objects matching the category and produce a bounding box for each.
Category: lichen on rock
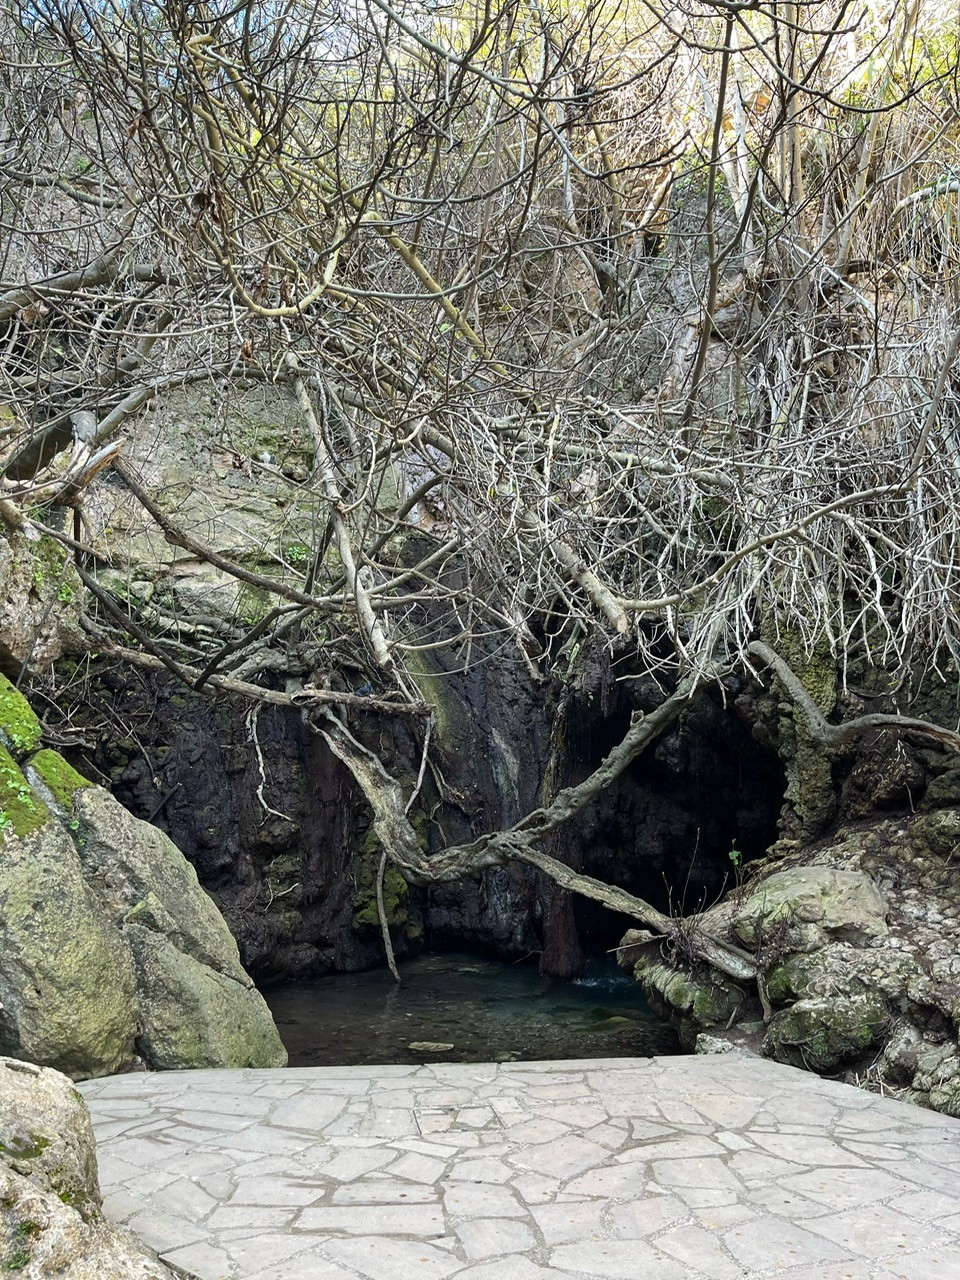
[0,819,138,1078]
[763,990,889,1073]
[0,726,286,1074]
[732,866,889,950]
[353,843,409,932]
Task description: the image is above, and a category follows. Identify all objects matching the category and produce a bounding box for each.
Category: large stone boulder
[731,865,889,950]
[0,810,138,1077]
[126,925,289,1069]
[0,677,286,1077]
[62,787,287,1070]
[0,1056,174,1278]
[69,787,256,986]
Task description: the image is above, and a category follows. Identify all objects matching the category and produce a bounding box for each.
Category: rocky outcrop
[621,811,960,1117]
[0,1056,174,1278]
[0,798,139,1077]
[0,677,286,1077]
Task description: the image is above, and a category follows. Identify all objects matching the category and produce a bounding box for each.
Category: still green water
[263,952,678,1066]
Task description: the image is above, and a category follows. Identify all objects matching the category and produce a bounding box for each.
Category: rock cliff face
[57,650,785,983]
[64,645,554,977]
[0,674,285,1078]
[0,1056,173,1278]
[40,387,784,982]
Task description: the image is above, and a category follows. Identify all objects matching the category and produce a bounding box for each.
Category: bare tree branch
[748,641,960,755]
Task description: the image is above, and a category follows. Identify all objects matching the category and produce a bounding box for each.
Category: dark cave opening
[555,683,787,959]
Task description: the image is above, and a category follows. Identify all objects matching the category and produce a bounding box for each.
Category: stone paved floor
[79,1054,960,1280]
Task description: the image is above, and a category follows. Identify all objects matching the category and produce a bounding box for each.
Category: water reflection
[263,952,678,1066]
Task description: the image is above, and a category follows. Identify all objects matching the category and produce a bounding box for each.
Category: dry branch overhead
[3,0,960,993]
[748,642,960,756]
[97,642,430,718]
[285,353,395,674]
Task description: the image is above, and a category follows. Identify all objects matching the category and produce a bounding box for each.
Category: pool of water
[263,952,679,1066]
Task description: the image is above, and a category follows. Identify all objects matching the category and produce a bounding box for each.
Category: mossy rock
[928,1080,960,1118]
[0,1058,175,1276]
[924,768,960,809]
[0,820,138,1078]
[265,853,303,911]
[402,650,463,752]
[23,750,92,815]
[0,678,42,760]
[0,1058,100,1222]
[763,991,888,1073]
[763,955,807,1005]
[353,849,408,931]
[762,627,838,835]
[911,809,960,860]
[0,531,83,677]
[0,747,49,841]
[633,959,742,1034]
[126,925,286,1069]
[733,866,888,948]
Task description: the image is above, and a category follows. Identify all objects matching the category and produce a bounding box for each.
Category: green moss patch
[353,848,408,930]
[25,749,92,813]
[0,676,42,758]
[764,991,888,1072]
[0,746,50,840]
[0,1134,50,1161]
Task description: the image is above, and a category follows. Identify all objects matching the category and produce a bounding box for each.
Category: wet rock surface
[55,653,785,984]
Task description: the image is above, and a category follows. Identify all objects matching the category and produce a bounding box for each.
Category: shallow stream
[263,952,678,1066]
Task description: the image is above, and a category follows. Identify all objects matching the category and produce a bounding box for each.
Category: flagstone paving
[79,1053,960,1280]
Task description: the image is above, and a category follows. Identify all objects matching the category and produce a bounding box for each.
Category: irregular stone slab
[80,1055,960,1280]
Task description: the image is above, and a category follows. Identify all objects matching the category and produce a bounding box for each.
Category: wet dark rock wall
[50,656,785,981]
[62,665,384,978]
